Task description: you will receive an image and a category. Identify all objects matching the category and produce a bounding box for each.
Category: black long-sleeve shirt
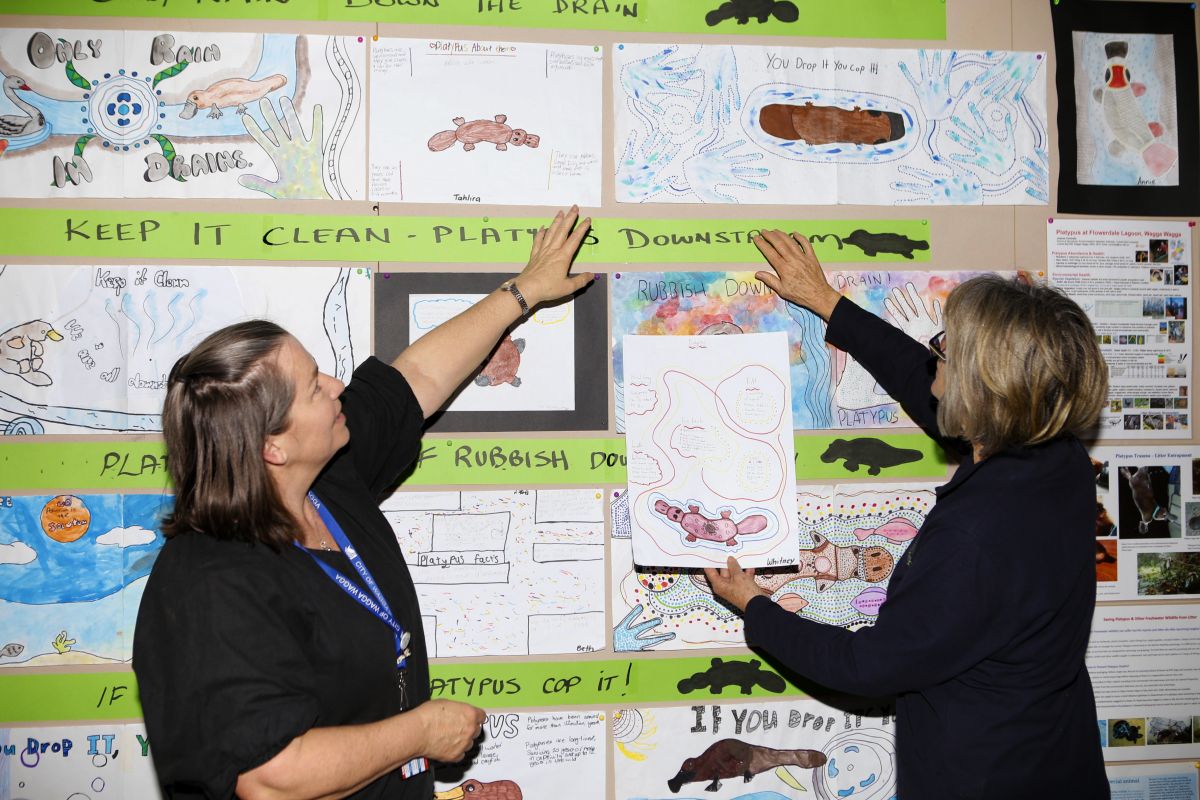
[745,297,1109,798]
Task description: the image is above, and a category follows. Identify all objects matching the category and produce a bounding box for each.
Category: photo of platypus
[179,74,287,119]
[667,738,827,793]
[428,115,541,152]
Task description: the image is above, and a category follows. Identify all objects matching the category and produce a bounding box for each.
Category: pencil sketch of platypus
[427,115,541,152]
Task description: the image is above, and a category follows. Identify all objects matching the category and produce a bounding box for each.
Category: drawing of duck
[179,74,287,119]
[435,779,522,800]
[0,320,64,387]
[1092,41,1177,178]
[0,75,46,138]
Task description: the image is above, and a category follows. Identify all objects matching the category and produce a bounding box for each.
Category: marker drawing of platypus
[667,738,826,793]
[428,115,541,152]
[653,500,769,547]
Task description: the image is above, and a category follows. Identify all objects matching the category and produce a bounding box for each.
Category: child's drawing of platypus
[179,74,287,119]
[427,115,541,152]
[654,500,769,547]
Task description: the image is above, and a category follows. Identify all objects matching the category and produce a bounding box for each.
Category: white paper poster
[0,264,370,435]
[370,38,602,205]
[1049,218,1191,437]
[381,489,605,657]
[623,333,797,568]
[0,29,365,200]
[612,699,896,799]
[614,44,1048,205]
[0,724,161,799]
[1088,603,1200,761]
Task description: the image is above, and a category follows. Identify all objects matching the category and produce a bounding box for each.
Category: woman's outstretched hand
[515,206,595,308]
[704,556,772,614]
[752,230,842,321]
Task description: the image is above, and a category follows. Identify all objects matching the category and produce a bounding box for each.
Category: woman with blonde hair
[134,208,593,800]
[706,230,1110,799]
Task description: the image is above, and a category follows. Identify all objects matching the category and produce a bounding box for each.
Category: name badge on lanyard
[295,492,428,779]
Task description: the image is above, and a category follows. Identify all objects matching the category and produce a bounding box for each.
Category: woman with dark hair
[134,208,594,800]
[705,231,1111,799]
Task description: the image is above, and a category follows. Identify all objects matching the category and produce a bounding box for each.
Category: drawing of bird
[0,75,46,137]
[0,319,64,387]
[1092,41,1177,178]
[179,74,287,119]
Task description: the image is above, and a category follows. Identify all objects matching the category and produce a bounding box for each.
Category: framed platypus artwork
[0,29,366,200]
[1052,0,1199,215]
[373,271,609,433]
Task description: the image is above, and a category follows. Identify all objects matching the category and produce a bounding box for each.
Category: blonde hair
[936,275,1107,457]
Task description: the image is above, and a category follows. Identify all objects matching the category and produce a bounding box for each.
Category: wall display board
[1049,218,1192,438]
[0,29,366,200]
[1051,0,1200,215]
[370,38,603,206]
[614,44,1048,206]
[611,483,934,651]
[0,264,370,435]
[0,0,1196,796]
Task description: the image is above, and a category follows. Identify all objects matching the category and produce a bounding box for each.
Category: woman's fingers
[755,270,783,296]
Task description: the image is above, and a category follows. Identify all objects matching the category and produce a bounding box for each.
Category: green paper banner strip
[0,655,857,722]
[0,1,946,40]
[0,209,931,264]
[0,434,946,491]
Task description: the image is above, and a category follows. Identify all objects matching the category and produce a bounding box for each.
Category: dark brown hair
[162,320,298,549]
[937,275,1107,458]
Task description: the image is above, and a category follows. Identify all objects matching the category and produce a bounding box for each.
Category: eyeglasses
[928,330,947,362]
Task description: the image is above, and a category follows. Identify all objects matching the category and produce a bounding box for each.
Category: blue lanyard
[294,492,411,670]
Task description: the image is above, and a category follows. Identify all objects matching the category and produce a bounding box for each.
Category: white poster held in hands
[623,332,798,569]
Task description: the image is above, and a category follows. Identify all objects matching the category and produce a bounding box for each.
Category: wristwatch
[500,278,531,317]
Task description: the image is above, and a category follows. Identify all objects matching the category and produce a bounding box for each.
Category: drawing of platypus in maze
[842,229,931,260]
[668,739,826,793]
[705,0,799,26]
[654,500,768,546]
[677,657,786,696]
[428,115,540,152]
[820,437,924,476]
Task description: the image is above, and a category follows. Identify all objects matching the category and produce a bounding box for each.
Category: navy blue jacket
[744,297,1109,798]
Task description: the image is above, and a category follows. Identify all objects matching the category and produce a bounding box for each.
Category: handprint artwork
[614,44,1048,204]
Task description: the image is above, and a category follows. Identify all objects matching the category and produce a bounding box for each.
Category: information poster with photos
[1049,219,1191,438]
